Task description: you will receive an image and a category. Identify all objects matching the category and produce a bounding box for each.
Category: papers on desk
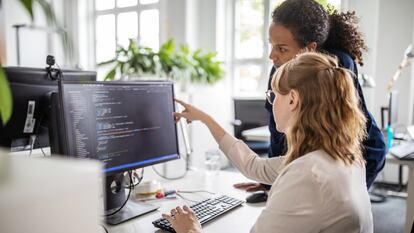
[241,126,270,142]
[389,141,414,160]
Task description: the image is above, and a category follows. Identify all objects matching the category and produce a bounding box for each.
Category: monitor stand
[105,173,159,225]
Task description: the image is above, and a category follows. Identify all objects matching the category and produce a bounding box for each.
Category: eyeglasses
[265,90,276,105]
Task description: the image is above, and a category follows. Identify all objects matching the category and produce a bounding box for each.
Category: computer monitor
[51,80,180,224]
[0,67,96,152]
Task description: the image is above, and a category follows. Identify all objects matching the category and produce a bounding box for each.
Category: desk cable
[174,190,216,203]
[125,168,144,189]
[29,112,47,157]
[152,151,188,180]
[103,169,145,217]
[103,171,134,217]
[100,224,109,233]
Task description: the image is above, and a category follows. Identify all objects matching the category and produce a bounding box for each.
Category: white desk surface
[106,169,264,233]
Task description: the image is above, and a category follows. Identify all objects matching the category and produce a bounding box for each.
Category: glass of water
[205,149,221,175]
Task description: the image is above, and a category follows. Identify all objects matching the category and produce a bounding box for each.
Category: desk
[385,156,414,233]
[241,126,269,142]
[242,126,414,233]
[106,169,264,233]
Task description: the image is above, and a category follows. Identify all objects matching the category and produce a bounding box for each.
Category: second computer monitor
[56,81,180,173]
[0,67,96,151]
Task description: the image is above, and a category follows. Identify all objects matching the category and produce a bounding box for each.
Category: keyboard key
[152,195,244,232]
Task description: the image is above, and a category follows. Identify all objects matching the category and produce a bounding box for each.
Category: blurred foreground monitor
[0,150,103,233]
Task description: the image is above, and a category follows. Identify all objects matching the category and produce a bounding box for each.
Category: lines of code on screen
[61,83,179,172]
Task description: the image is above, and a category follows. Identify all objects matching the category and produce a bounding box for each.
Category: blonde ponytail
[272,52,367,166]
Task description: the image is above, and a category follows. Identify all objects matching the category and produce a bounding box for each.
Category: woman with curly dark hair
[235,0,386,202]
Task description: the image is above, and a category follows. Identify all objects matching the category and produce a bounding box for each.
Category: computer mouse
[245,191,268,203]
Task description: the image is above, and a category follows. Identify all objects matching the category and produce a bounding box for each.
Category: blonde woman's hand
[174,99,210,124]
[162,206,203,233]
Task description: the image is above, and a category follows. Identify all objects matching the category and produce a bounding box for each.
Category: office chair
[233,98,269,155]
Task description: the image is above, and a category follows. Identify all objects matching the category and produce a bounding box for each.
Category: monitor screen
[57,81,180,174]
[0,67,96,151]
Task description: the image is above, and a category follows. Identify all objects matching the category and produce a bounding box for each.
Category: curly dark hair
[272,0,367,66]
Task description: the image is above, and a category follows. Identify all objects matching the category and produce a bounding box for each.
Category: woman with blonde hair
[164,52,373,233]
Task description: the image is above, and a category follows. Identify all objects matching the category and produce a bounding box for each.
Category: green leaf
[35,0,58,27]
[98,38,224,84]
[180,44,190,55]
[104,68,117,81]
[0,67,13,125]
[19,0,34,21]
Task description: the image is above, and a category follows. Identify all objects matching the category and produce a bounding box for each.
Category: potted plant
[98,39,225,86]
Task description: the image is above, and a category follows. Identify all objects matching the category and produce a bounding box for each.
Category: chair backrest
[233,98,268,139]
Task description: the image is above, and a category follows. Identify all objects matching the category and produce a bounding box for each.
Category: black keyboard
[152,195,244,232]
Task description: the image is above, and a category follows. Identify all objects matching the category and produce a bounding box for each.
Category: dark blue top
[265,51,387,188]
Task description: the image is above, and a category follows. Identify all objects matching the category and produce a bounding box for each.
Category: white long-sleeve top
[218,133,373,233]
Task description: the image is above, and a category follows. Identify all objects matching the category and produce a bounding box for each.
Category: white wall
[411,19,414,123]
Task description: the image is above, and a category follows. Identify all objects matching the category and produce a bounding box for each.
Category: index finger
[174,99,189,108]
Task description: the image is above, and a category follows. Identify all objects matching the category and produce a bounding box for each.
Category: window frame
[230,0,272,97]
[93,0,161,71]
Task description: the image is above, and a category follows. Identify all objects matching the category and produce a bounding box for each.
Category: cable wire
[151,152,188,180]
[152,165,188,180]
[104,171,133,217]
[100,224,109,233]
[176,193,198,203]
[30,112,47,157]
[124,168,144,189]
[34,137,47,157]
[177,190,215,195]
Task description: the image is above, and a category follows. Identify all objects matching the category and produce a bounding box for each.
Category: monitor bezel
[57,80,180,174]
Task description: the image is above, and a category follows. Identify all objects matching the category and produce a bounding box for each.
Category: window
[94,0,160,79]
[230,0,341,96]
